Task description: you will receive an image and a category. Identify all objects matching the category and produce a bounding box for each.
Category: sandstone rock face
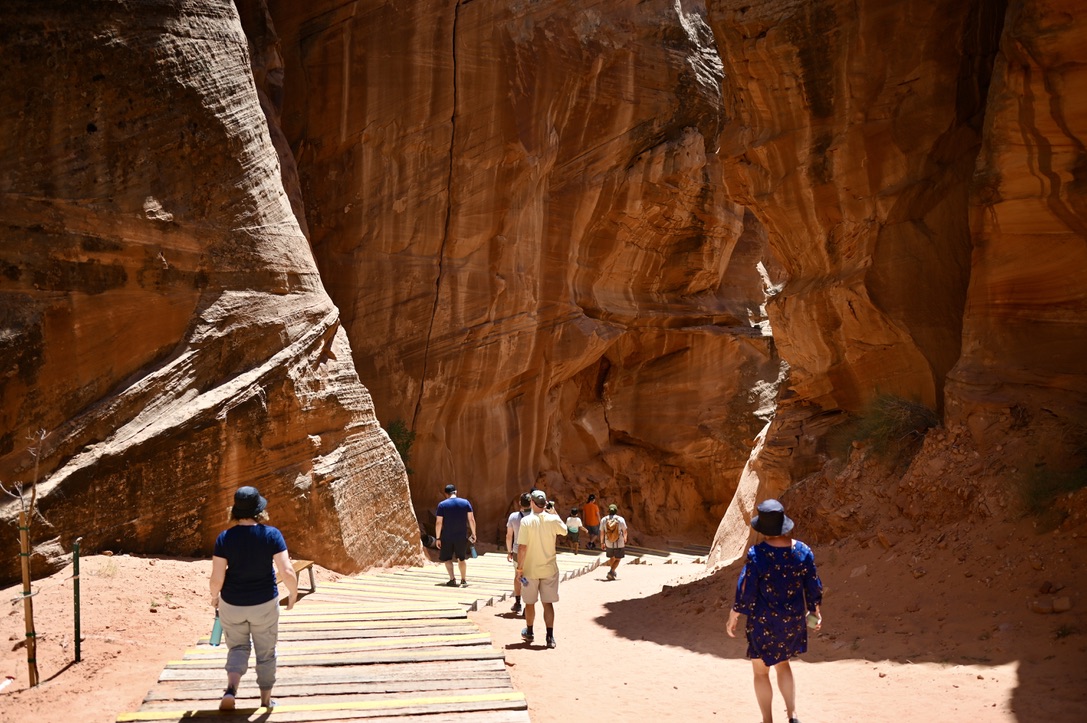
[0,0,421,582]
[267,0,783,541]
[709,0,1087,563]
[946,0,1087,455]
[3,0,1083,579]
[705,0,1013,562]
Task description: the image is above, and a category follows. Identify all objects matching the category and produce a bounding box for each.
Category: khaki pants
[219,597,280,690]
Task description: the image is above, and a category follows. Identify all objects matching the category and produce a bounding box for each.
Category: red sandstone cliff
[0,0,422,582]
[2,0,1084,576]
[265,0,783,542]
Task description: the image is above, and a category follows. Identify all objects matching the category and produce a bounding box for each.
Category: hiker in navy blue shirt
[435,483,477,587]
[209,486,298,711]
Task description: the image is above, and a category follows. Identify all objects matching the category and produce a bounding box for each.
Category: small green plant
[1055,624,1078,640]
[94,557,119,578]
[384,419,416,475]
[1019,467,1087,528]
[853,394,939,463]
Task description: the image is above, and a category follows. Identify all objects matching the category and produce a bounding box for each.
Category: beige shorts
[521,570,560,604]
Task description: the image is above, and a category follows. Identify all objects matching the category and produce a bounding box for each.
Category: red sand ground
[1,517,1085,723]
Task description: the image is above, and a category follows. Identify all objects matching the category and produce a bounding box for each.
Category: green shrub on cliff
[1020,467,1087,528]
[384,419,415,475]
[855,394,939,464]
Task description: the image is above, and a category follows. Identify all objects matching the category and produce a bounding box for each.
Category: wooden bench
[291,559,316,592]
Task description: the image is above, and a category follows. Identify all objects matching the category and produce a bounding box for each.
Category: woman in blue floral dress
[727,499,822,723]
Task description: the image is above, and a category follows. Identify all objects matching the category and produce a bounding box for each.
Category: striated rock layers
[0,0,422,583]
[265,0,783,542]
[4,0,1083,574]
[707,0,1087,564]
[265,0,1086,548]
[946,0,1087,454]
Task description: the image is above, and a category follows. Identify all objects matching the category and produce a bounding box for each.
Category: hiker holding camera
[600,503,627,580]
[516,490,567,649]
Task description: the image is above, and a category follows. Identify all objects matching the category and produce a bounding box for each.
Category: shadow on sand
[593,538,1087,723]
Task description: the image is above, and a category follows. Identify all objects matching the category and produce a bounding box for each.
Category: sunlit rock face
[702,0,1008,562]
[946,0,1087,456]
[706,0,1006,481]
[0,0,421,583]
[708,0,1087,564]
[266,0,782,541]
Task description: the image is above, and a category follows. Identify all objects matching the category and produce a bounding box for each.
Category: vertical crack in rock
[414,0,461,431]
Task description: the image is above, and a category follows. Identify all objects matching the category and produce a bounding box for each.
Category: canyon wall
[2,0,1084,574]
[707,0,1087,562]
[0,0,422,582]
[266,0,783,542]
[264,0,1085,548]
[945,0,1087,453]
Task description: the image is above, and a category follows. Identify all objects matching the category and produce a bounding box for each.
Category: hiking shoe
[606,570,616,580]
[546,635,556,649]
[521,627,534,643]
[510,601,522,614]
[460,580,468,587]
[219,687,236,711]
[445,579,458,587]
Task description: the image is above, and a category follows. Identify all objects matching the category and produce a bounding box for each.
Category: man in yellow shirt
[515,489,568,649]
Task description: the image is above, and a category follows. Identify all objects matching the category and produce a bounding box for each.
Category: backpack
[604,517,621,545]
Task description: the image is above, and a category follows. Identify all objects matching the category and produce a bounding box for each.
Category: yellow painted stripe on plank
[116,691,526,721]
[186,632,489,655]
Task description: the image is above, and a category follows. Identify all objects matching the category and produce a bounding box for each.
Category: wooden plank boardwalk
[115,551,600,722]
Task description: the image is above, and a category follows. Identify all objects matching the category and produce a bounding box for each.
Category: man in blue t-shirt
[435,484,476,587]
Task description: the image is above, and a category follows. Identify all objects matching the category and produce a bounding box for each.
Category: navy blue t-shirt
[214,524,287,607]
[436,496,473,540]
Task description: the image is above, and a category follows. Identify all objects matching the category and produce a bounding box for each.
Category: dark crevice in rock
[414,0,460,431]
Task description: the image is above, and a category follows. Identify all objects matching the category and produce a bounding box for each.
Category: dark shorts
[587,525,600,536]
[567,531,580,542]
[439,538,470,562]
[605,547,625,559]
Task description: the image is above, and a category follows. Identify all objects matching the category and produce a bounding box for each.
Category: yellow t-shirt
[518,511,567,579]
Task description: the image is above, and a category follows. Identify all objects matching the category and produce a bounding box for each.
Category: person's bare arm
[435,517,443,548]
[209,556,227,608]
[727,609,741,637]
[506,521,515,559]
[468,511,477,542]
[517,537,527,573]
[273,550,298,610]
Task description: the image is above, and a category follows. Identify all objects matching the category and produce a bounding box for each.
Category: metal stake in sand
[73,536,82,663]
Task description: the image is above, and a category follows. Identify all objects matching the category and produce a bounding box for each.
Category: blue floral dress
[733,540,823,666]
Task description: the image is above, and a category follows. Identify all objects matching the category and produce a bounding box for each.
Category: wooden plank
[117,691,527,722]
[119,547,611,723]
[165,647,504,669]
[159,658,507,683]
[280,609,467,622]
[273,624,479,642]
[273,617,473,630]
[145,675,514,702]
[183,632,492,658]
[278,595,465,608]
[137,685,518,711]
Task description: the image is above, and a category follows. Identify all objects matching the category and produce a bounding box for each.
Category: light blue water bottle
[210,610,223,646]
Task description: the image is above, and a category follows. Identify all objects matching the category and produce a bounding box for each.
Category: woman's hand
[726,609,741,638]
[210,593,219,608]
